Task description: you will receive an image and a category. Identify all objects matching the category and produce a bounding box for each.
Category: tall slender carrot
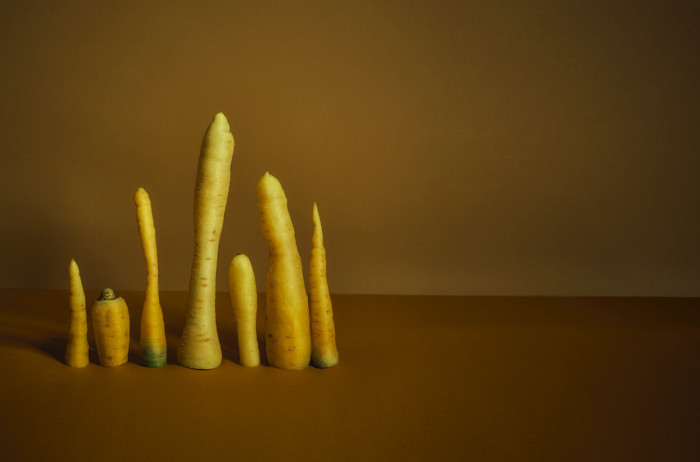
[177,113,234,370]
[65,259,89,367]
[309,203,339,368]
[228,254,260,367]
[257,172,310,370]
[135,187,167,367]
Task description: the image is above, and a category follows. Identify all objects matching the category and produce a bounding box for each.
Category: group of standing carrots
[64,113,339,371]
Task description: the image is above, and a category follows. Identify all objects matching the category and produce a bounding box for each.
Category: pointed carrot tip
[135,187,148,199]
[258,172,282,191]
[211,112,230,131]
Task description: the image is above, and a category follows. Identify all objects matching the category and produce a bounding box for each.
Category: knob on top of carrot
[134,187,167,367]
[177,112,235,370]
[65,259,89,367]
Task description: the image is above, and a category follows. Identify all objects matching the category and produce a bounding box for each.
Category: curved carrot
[177,113,234,370]
[309,203,339,368]
[257,172,310,370]
[135,187,167,367]
[65,259,89,367]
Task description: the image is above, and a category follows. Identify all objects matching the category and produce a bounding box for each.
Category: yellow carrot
[309,203,339,368]
[257,172,310,370]
[135,187,167,367]
[65,259,89,367]
[228,254,260,367]
[177,113,234,370]
[91,288,130,367]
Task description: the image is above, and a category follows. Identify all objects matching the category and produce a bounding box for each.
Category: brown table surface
[0,290,698,461]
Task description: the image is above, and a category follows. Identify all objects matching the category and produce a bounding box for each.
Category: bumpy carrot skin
[309,203,339,368]
[65,259,89,367]
[228,254,260,367]
[91,288,130,367]
[135,187,167,367]
[178,113,234,370]
[257,172,311,370]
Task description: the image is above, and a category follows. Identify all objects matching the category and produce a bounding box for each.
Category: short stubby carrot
[92,288,130,367]
[228,254,260,367]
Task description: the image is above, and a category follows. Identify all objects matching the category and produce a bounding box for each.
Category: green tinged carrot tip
[141,344,167,367]
[312,355,339,369]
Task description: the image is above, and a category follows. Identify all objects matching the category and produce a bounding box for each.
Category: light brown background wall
[1,1,698,296]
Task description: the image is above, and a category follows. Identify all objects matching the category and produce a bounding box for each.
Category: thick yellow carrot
[228,254,260,367]
[177,113,234,370]
[309,203,339,368]
[135,187,167,367]
[65,259,89,367]
[257,172,310,370]
[91,288,130,367]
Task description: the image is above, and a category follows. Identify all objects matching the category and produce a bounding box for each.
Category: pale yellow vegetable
[227,254,260,367]
[91,288,130,367]
[135,187,167,367]
[65,259,89,367]
[309,203,339,368]
[257,172,310,370]
[177,113,234,370]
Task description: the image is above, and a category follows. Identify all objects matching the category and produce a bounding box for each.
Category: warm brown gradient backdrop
[1,1,698,296]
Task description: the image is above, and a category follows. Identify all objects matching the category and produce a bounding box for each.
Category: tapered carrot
[135,187,167,367]
[228,254,260,367]
[257,172,310,370]
[92,288,130,367]
[177,113,234,370]
[65,259,89,367]
[309,203,339,368]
